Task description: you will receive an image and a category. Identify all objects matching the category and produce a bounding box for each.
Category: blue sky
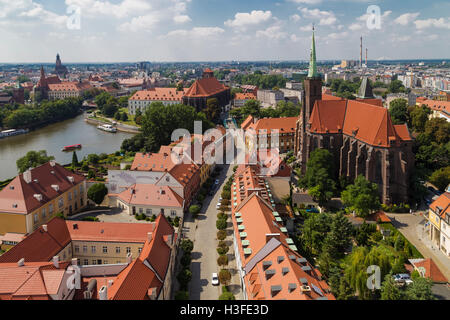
[0,0,449,62]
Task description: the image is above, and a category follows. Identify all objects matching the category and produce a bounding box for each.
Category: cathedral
[54,54,68,78]
[294,30,415,205]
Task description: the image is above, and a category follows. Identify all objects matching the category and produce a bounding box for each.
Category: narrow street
[186,163,242,300]
[385,212,450,281]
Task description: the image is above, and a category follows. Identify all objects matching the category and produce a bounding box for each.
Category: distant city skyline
[0,0,449,63]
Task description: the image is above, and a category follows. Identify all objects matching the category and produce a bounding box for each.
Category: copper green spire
[307,25,318,78]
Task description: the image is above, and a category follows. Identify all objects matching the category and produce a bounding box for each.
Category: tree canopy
[16,150,55,173]
[341,175,381,218]
[87,183,108,205]
[389,98,409,125]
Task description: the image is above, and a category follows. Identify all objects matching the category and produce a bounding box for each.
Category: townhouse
[427,193,450,258]
[0,215,177,300]
[230,167,335,300]
[0,161,87,237]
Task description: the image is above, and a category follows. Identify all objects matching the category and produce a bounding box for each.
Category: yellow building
[0,161,87,237]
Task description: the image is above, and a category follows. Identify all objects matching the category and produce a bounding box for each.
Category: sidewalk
[386,212,450,282]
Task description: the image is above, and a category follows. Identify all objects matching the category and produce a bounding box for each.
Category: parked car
[215,179,220,185]
[393,274,413,285]
[216,203,221,210]
[211,273,219,286]
[306,207,320,213]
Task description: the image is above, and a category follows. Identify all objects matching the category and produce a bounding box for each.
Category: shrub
[180,239,194,254]
[217,212,227,220]
[216,219,227,230]
[82,216,99,222]
[189,205,201,216]
[197,194,205,202]
[87,183,108,205]
[219,292,236,300]
[175,291,189,300]
[217,255,228,267]
[177,268,192,290]
[221,190,231,200]
[218,241,228,249]
[219,269,231,285]
[173,216,180,228]
[217,247,229,255]
[217,230,227,241]
[181,253,191,267]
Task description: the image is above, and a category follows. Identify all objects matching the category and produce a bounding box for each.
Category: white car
[211,273,219,286]
[215,179,220,185]
[216,203,221,210]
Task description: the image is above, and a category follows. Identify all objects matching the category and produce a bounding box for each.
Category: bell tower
[295,26,322,171]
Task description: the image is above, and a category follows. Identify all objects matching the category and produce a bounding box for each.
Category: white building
[128,88,187,115]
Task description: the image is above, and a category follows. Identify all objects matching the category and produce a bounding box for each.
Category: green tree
[205,98,220,122]
[177,268,192,290]
[180,239,194,254]
[216,218,227,230]
[322,212,353,259]
[174,291,189,300]
[72,151,79,168]
[405,277,435,300]
[299,213,333,257]
[217,255,228,267]
[342,175,381,218]
[218,269,231,285]
[219,292,236,300]
[300,149,336,204]
[410,105,431,133]
[388,80,406,94]
[87,183,108,205]
[121,112,128,122]
[189,205,201,216]
[429,166,450,191]
[380,274,403,300]
[114,111,121,120]
[16,150,55,173]
[389,98,409,124]
[87,154,100,165]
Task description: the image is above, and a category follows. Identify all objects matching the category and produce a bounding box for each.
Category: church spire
[307,25,318,78]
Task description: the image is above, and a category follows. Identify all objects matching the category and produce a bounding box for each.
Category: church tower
[295,27,323,171]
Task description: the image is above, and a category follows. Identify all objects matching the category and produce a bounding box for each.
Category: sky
[0,0,449,63]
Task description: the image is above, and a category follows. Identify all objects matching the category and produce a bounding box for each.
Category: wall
[71,240,145,265]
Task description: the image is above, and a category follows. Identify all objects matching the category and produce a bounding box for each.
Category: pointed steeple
[357,77,374,99]
[307,25,318,78]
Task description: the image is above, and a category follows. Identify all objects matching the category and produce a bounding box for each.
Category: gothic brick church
[295,30,415,204]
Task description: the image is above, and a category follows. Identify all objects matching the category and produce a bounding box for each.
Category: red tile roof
[246,117,298,134]
[235,93,256,101]
[129,88,187,102]
[0,162,85,215]
[412,259,448,283]
[184,76,229,98]
[419,99,450,113]
[116,184,184,208]
[430,193,450,219]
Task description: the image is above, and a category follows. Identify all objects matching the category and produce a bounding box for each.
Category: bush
[217,212,227,220]
[219,292,236,300]
[197,194,205,202]
[219,269,231,285]
[216,219,227,230]
[218,241,228,249]
[175,291,189,300]
[177,268,192,291]
[217,247,229,255]
[180,239,194,254]
[181,253,191,267]
[135,213,146,221]
[173,216,180,228]
[217,255,228,267]
[82,216,99,222]
[221,190,231,200]
[87,183,108,205]
[217,230,227,241]
[189,205,201,216]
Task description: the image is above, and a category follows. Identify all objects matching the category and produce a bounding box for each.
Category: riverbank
[85,116,140,134]
[0,114,134,180]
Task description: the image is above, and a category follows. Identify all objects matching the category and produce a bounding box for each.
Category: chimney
[53,256,59,268]
[23,169,32,184]
[50,160,56,167]
[108,280,114,288]
[147,232,153,243]
[71,258,78,266]
[98,286,108,300]
[126,252,132,264]
[42,224,48,232]
[18,258,25,267]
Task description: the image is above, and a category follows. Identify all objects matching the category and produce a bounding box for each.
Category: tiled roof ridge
[12,267,42,297]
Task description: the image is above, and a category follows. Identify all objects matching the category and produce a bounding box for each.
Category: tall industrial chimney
[360,36,363,68]
[366,48,368,67]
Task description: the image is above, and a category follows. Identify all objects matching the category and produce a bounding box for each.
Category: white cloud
[348,23,363,31]
[289,0,322,4]
[299,24,313,32]
[256,25,288,40]
[225,10,272,28]
[299,7,337,26]
[118,14,160,32]
[290,14,301,22]
[166,27,225,38]
[394,13,420,26]
[0,0,67,27]
[174,15,191,24]
[414,17,450,30]
[326,31,348,40]
[65,0,152,19]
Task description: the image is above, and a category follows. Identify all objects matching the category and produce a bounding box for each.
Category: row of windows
[136,207,178,216]
[74,245,142,254]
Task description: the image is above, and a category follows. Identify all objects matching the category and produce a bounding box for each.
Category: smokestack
[98,286,108,300]
[366,48,368,66]
[360,36,363,68]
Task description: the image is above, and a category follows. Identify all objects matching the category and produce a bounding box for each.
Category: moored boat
[62,144,82,152]
[97,124,117,133]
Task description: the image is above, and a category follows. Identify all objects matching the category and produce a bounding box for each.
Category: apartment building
[128,88,187,115]
[427,193,450,258]
[241,115,298,154]
[0,215,177,300]
[0,161,87,237]
[257,89,284,108]
[230,167,335,300]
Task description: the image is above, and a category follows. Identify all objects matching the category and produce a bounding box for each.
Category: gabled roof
[241,115,255,130]
[430,192,450,218]
[357,77,374,99]
[129,88,187,102]
[309,100,347,134]
[184,77,229,98]
[116,184,184,209]
[247,117,298,134]
[0,162,85,215]
[411,258,448,283]
[0,218,71,263]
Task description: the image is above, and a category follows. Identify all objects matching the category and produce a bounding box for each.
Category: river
[0,113,135,181]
